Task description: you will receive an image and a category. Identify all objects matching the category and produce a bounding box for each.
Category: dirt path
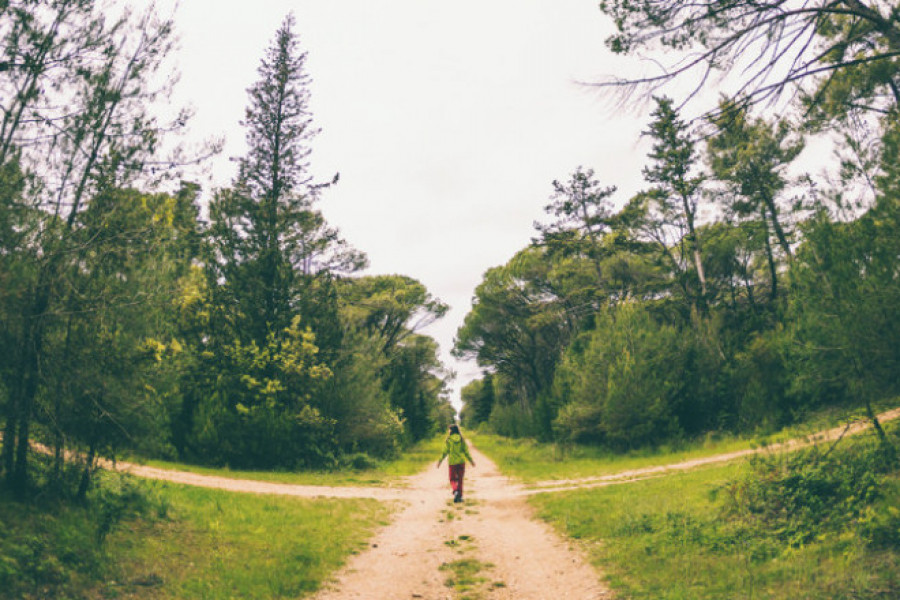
[68,407,895,598]
[521,406,900,494]
[110,407,900,500]
[311,446,609,600]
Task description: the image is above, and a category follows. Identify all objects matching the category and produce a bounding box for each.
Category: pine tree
[195,15,367,468]
[208,14,365,345]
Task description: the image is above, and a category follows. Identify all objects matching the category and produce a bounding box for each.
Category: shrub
[718,435,894,550]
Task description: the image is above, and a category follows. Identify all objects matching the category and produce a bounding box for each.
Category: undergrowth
[529,426,900,599]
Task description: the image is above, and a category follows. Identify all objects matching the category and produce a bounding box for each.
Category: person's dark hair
[448,424,460,436]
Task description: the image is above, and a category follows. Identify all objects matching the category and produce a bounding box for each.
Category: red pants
[448,463,466,496]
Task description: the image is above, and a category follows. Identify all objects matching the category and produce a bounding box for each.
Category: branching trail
[112,407,900,500]
[519,406,900,494]
[90,407,899,599]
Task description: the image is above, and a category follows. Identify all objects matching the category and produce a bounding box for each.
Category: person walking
[437,424,475,502]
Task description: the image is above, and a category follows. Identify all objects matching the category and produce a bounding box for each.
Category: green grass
[471,432,749,483]
[0,477,392,600]
[472,399,900,483]
[100,480,392,599]
[1,436,445,599]
[439,558,496,598]
[130,436,444,487]
[528,448,900,599]
[0,435,433,600]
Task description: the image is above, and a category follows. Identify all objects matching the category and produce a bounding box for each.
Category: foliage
[0,463,165,600]
[460,372,495,428]
[454,246,579,426]
[457,41,900,455]
[553,303,683,449]
[190,317,338,469]
[162,18,451,469]
[0,0,195,495]
[597,0,900,118]
[0,469,391,600]
[529,433,900,600]
[719,439,892,550]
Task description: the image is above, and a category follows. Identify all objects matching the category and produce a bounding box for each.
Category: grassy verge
[102,481,391,599]
[127,436,444,487]
[472,399,900,483]
[531,462,900,599]
[0,474,392,600]
[472,432,749,483]
[528,428,900,599]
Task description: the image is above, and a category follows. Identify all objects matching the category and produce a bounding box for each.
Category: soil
[310,446,609,600]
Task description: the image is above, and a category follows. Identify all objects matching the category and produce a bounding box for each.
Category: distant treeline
[0,6,452,498]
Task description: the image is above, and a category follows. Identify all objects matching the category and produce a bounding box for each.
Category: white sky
[159,0,656,407]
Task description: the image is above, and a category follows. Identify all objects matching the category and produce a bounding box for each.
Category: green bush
[718,436,894,550]
[553,303,682,449]
[341,452,380,471]
[0,471,163,600]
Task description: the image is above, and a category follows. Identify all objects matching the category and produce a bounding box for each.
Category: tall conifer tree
[208,14,364,346]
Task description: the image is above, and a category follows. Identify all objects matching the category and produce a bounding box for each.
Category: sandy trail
[521,407,900,493]
[311,445,609,600]
[18,407,890,599]
[109,407,900,500]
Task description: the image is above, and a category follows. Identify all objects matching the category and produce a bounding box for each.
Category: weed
[440,558,494,593]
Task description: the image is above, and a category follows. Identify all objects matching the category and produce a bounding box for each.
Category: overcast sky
[158,0,656,408]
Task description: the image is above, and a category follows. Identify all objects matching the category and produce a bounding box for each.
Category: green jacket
[440,433,473,466]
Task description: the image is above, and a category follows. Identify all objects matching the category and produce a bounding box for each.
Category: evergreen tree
[193,15,366,468]
[638,97,709,309]
[208,14,365,346]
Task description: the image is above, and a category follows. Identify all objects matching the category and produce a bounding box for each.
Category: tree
[597,0,900,117]
[707,102,805,300]
[786,118,900,453]
[1,2,185,493]
[460,372,495,428]
[626,97,709,311]
[337,275,450,444]
[187,15,368,468]
[454,248,575,423]
[553,303,683,449]
[207,14,364,347]
[48,186,200,497]
[534,167,616,289]
[338,275,448,355]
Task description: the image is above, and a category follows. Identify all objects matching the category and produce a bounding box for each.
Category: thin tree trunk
[11,270,53,493]
[761,191,792,260]
[2,392,18,480]
[760,212,778,301]
[77,441,96,501]
[682,193,708,303]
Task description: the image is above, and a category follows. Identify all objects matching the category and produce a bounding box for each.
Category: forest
[3,1,900,598]
[457,1,900,453]
[1,0,899,503]
[0,4,454,499]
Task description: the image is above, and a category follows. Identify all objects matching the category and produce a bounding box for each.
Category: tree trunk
[761,191,792,260]
[760,212,778,301]
[10,273,52,493]
[1,397,17,480]
[681,193,708,303]
[77,441,96,502]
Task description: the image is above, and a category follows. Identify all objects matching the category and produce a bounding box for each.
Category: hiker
[436,423,475,502]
